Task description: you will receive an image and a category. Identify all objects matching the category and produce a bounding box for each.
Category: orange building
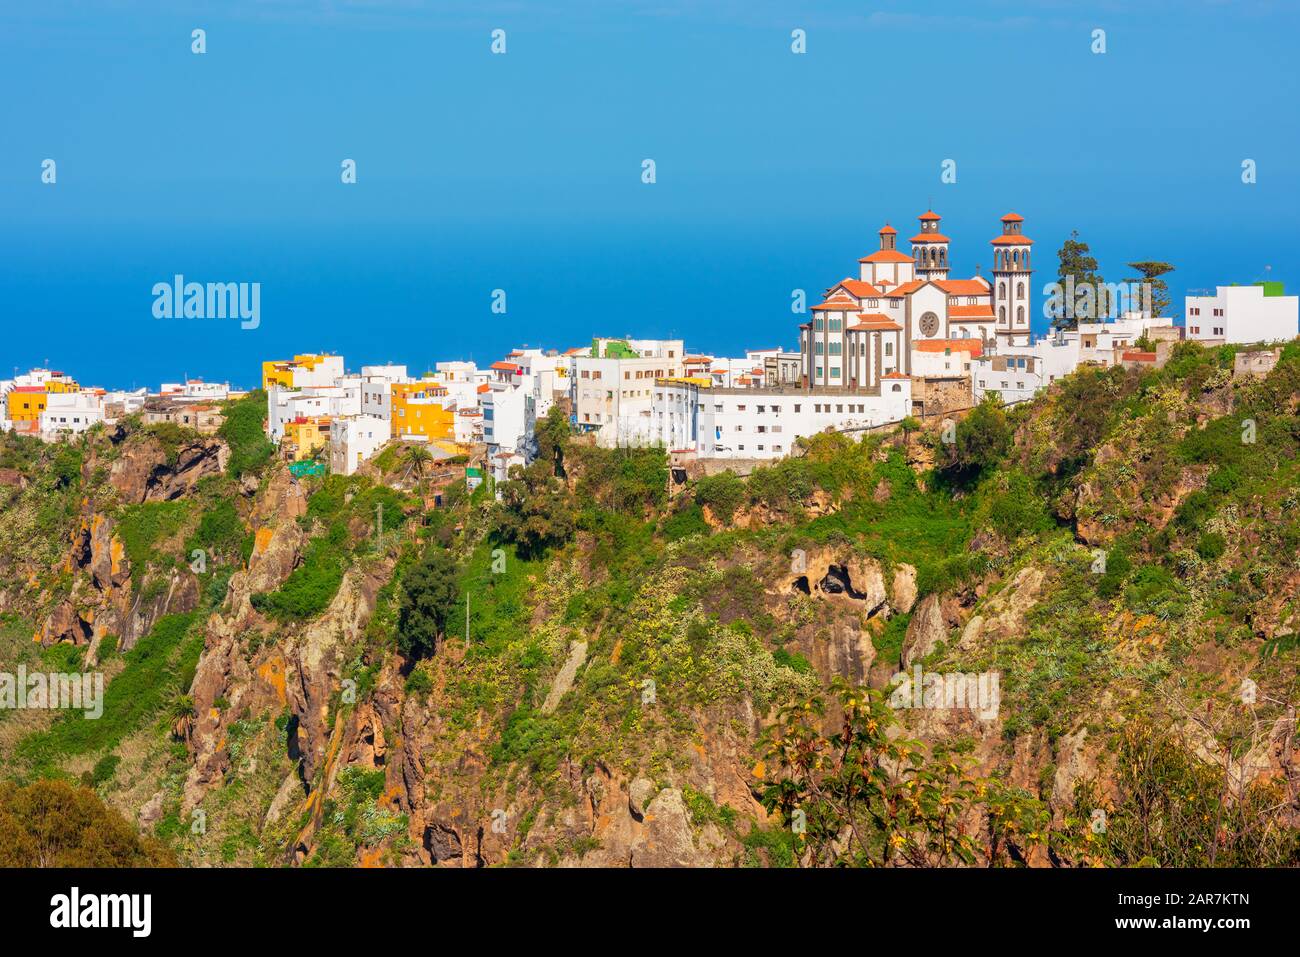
[391,381,456,442]
[6,386,49,423]
[283,416,332,461]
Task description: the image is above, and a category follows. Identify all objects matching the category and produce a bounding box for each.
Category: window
[885,342,893,356]
[793,404,800,413]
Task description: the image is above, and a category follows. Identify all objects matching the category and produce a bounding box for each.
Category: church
[799,211,1034,392]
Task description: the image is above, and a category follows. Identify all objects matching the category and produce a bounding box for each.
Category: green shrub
[694,471,746,523]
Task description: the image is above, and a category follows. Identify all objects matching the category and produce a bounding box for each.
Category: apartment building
[1185,282,1299,344]
[571,338,685,447]
[652,376,913,461]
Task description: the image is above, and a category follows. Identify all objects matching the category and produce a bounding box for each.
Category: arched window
[891,384,901,392]
[1016,282,1025,298]
[999,306,1006,323]
[1016,306,1025,325]
[998,282,1006,299]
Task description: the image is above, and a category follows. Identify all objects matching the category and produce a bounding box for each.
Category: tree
[899,415,921,450]
[0,779,175,867]
[758,678,1045,866]
[402,444,434,494]
[534,405,570,478]
[1126,260,1176,319]
[936,395,1012,485]
[494,459,576,559]
[397,544,460,658]
[1054,230,1110,327]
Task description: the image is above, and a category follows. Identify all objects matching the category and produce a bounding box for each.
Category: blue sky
[2,0,1297,387]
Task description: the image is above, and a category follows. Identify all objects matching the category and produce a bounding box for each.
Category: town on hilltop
[5,212,1297,487]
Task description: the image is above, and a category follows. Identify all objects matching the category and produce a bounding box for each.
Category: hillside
[1,341,1298,868]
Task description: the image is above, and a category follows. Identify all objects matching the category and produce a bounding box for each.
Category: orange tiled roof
[837,279,885,298]
[1001,212,1025,222]
[883,371,911,379]
[918,210,942,221]
[860,249,915,264]
[916,339,983,356]
[880,280,926,297]
[949,305,996,319]
[878,223,897,235]
[990,234,1034,245]
[910,232,951,243]
[1122,350,1157,362]
[812,297,859,311]
[490,361,520,372]
[934,278,989,295]
[850,317,902,331]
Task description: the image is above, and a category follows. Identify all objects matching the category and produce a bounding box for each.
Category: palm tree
[403,444,434,497]
[169,694,195,742]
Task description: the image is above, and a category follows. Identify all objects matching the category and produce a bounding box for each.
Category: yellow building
[391,381,456,442]
[284,416,332,461]
[6,388,48,423]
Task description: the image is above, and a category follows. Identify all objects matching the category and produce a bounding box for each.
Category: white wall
[1186,285,1299,344]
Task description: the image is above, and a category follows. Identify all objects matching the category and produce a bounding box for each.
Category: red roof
[490,362,520,372]
[860,249,915,264]
[1001,212,1025,222]
[910,232,951,243]
[1122,350,1157,362]
[476,383,490,394]
[990,234,1034,245]
[883,371,911,379]
[878,223,897,235]
[918,210,942,221]
[11,385,45,393]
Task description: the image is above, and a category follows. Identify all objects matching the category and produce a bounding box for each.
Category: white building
[972,333,1082,404]
[266,383,362,440]
[263,353,346,390]
[40,390,106,440]
[329,414,389,476]
[801,212,1003,390]
[571,338,685,447]
[652,376,913,461]
[1076,313,1165,365]
[1185,283,1298,345]
[358,364,409,426]
[159,380,233,402]
[483,375,536,482]
[971,312,1163,404]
